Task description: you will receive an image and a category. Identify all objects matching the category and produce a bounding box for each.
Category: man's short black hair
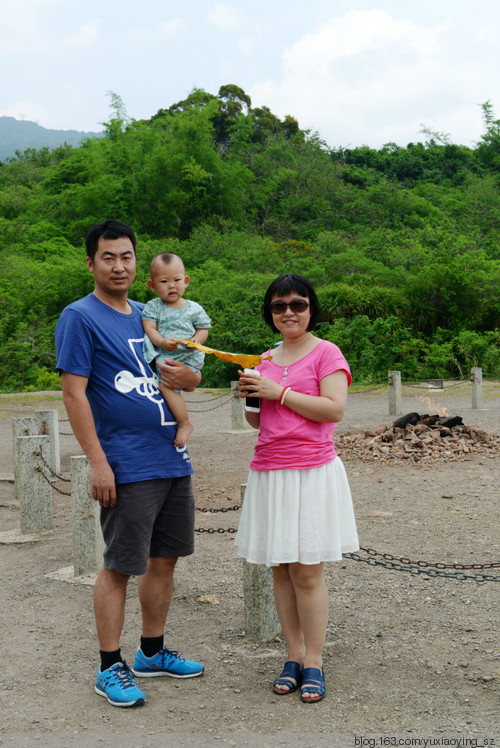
[85,220,137,261]
[262,274,320,332]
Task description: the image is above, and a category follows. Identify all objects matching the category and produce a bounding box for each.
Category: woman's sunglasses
[269,299,310,314]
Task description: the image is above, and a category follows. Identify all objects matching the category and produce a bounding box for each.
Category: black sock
[140,635,164,658]
[100,649,122,672]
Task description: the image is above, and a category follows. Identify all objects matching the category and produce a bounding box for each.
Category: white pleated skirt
[235,457,359,567]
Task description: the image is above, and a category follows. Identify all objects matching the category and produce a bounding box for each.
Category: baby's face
[149,256,189,306]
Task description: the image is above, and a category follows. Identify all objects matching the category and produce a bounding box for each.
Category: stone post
[12,417,38,504]
[71,456,104,577]
[13,413,60,502]
[36,410,60,474]
[388,370,402,416]
[231,381,249,430]
[240,483,280,641]
[17,435,53,534]
[471,367,483,410]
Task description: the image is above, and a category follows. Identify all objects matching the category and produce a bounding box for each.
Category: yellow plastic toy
[174,340,271,368]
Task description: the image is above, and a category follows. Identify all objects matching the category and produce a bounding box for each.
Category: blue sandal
[300,667,325,703]
[272,660,302,695]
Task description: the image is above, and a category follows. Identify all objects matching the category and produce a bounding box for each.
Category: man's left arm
[157,359,202,392]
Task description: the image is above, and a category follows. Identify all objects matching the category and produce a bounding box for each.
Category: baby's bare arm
[143,319,177,351]
[191,328,209,345]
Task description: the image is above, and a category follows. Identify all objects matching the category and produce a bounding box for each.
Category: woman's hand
[238,369,349,422]
[237,370,281,401]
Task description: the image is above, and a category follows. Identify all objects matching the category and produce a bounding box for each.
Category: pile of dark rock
[337,412,499,462]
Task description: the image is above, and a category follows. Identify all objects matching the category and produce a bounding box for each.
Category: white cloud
[0,0,44,53]
[249,9,496,147]
[238,36,256,54]
[1,1,498,143]
[207,2,247,31]
[0,99,48,125]
[62,21,100,49]
[287,10,414,64]
[158,19,187,36]
[0,0,97,56]
[127,18,187,45]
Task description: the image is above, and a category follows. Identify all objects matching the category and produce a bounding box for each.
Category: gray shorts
[100,476,195,576]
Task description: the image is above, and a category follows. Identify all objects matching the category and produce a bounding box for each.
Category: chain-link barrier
[357,545,499,570]
[28,453,500,580]
[184,391,231,404]
[35,466,72,496]
[195,527,238,534]
[36,452,70,482]
[34,451,72,496]
[57,417,74,436]
[344,551,500,582]
[197,504,241,513]
[349,383,386,394]
[185,395,233,412]
[195,503,239,534]
[194,505,500,580]
[54,373,499,427]
[403,379,469,390]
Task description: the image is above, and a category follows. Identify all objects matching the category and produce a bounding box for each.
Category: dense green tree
[0,89,499,390]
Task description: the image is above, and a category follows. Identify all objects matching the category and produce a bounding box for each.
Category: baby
[142,252,210,446]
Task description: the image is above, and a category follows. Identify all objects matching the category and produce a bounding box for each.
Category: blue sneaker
[132,647,204,678]
[95,661,146,707]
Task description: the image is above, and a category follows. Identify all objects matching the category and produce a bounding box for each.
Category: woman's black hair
[262,274,320,333]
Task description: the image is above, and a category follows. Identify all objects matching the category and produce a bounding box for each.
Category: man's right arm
[60,372,117,507]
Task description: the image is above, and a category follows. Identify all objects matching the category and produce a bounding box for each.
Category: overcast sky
[1,0,499,149]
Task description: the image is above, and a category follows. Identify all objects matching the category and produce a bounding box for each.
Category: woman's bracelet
[280,386,292,405]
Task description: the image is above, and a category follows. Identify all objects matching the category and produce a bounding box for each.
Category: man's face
[87,236,137,296]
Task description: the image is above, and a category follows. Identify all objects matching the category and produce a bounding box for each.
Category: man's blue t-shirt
[55,293,193,484]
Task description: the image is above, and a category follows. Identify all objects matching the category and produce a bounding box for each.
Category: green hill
[0,87,499,392]
[0,116,102,161]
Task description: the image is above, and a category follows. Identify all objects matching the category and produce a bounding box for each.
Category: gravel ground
[0,381,499,748]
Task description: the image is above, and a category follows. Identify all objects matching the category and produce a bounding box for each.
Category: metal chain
[36,452,71,482]
[28,452,500,580]
[197,504,241,513]
[349,384,387,395]
[404,381,467,390]
[184,392,231,404]
[195,527,237,534]
[344,552,500,582]
[34,466,72,496]
[186,396,233,412]
[195,503,240,532]
[358,545,499,570]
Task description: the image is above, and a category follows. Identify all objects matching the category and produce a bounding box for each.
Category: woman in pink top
[236,274,359,704]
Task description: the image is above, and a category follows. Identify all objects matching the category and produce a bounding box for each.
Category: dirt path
[0,382,499,748]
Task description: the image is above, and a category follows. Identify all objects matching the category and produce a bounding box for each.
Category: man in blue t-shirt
[56,220,204,708]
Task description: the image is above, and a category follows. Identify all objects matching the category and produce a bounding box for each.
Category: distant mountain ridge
[0,116,103,161]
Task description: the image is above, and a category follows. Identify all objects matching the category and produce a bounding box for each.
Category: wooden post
[388,370,402,416]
